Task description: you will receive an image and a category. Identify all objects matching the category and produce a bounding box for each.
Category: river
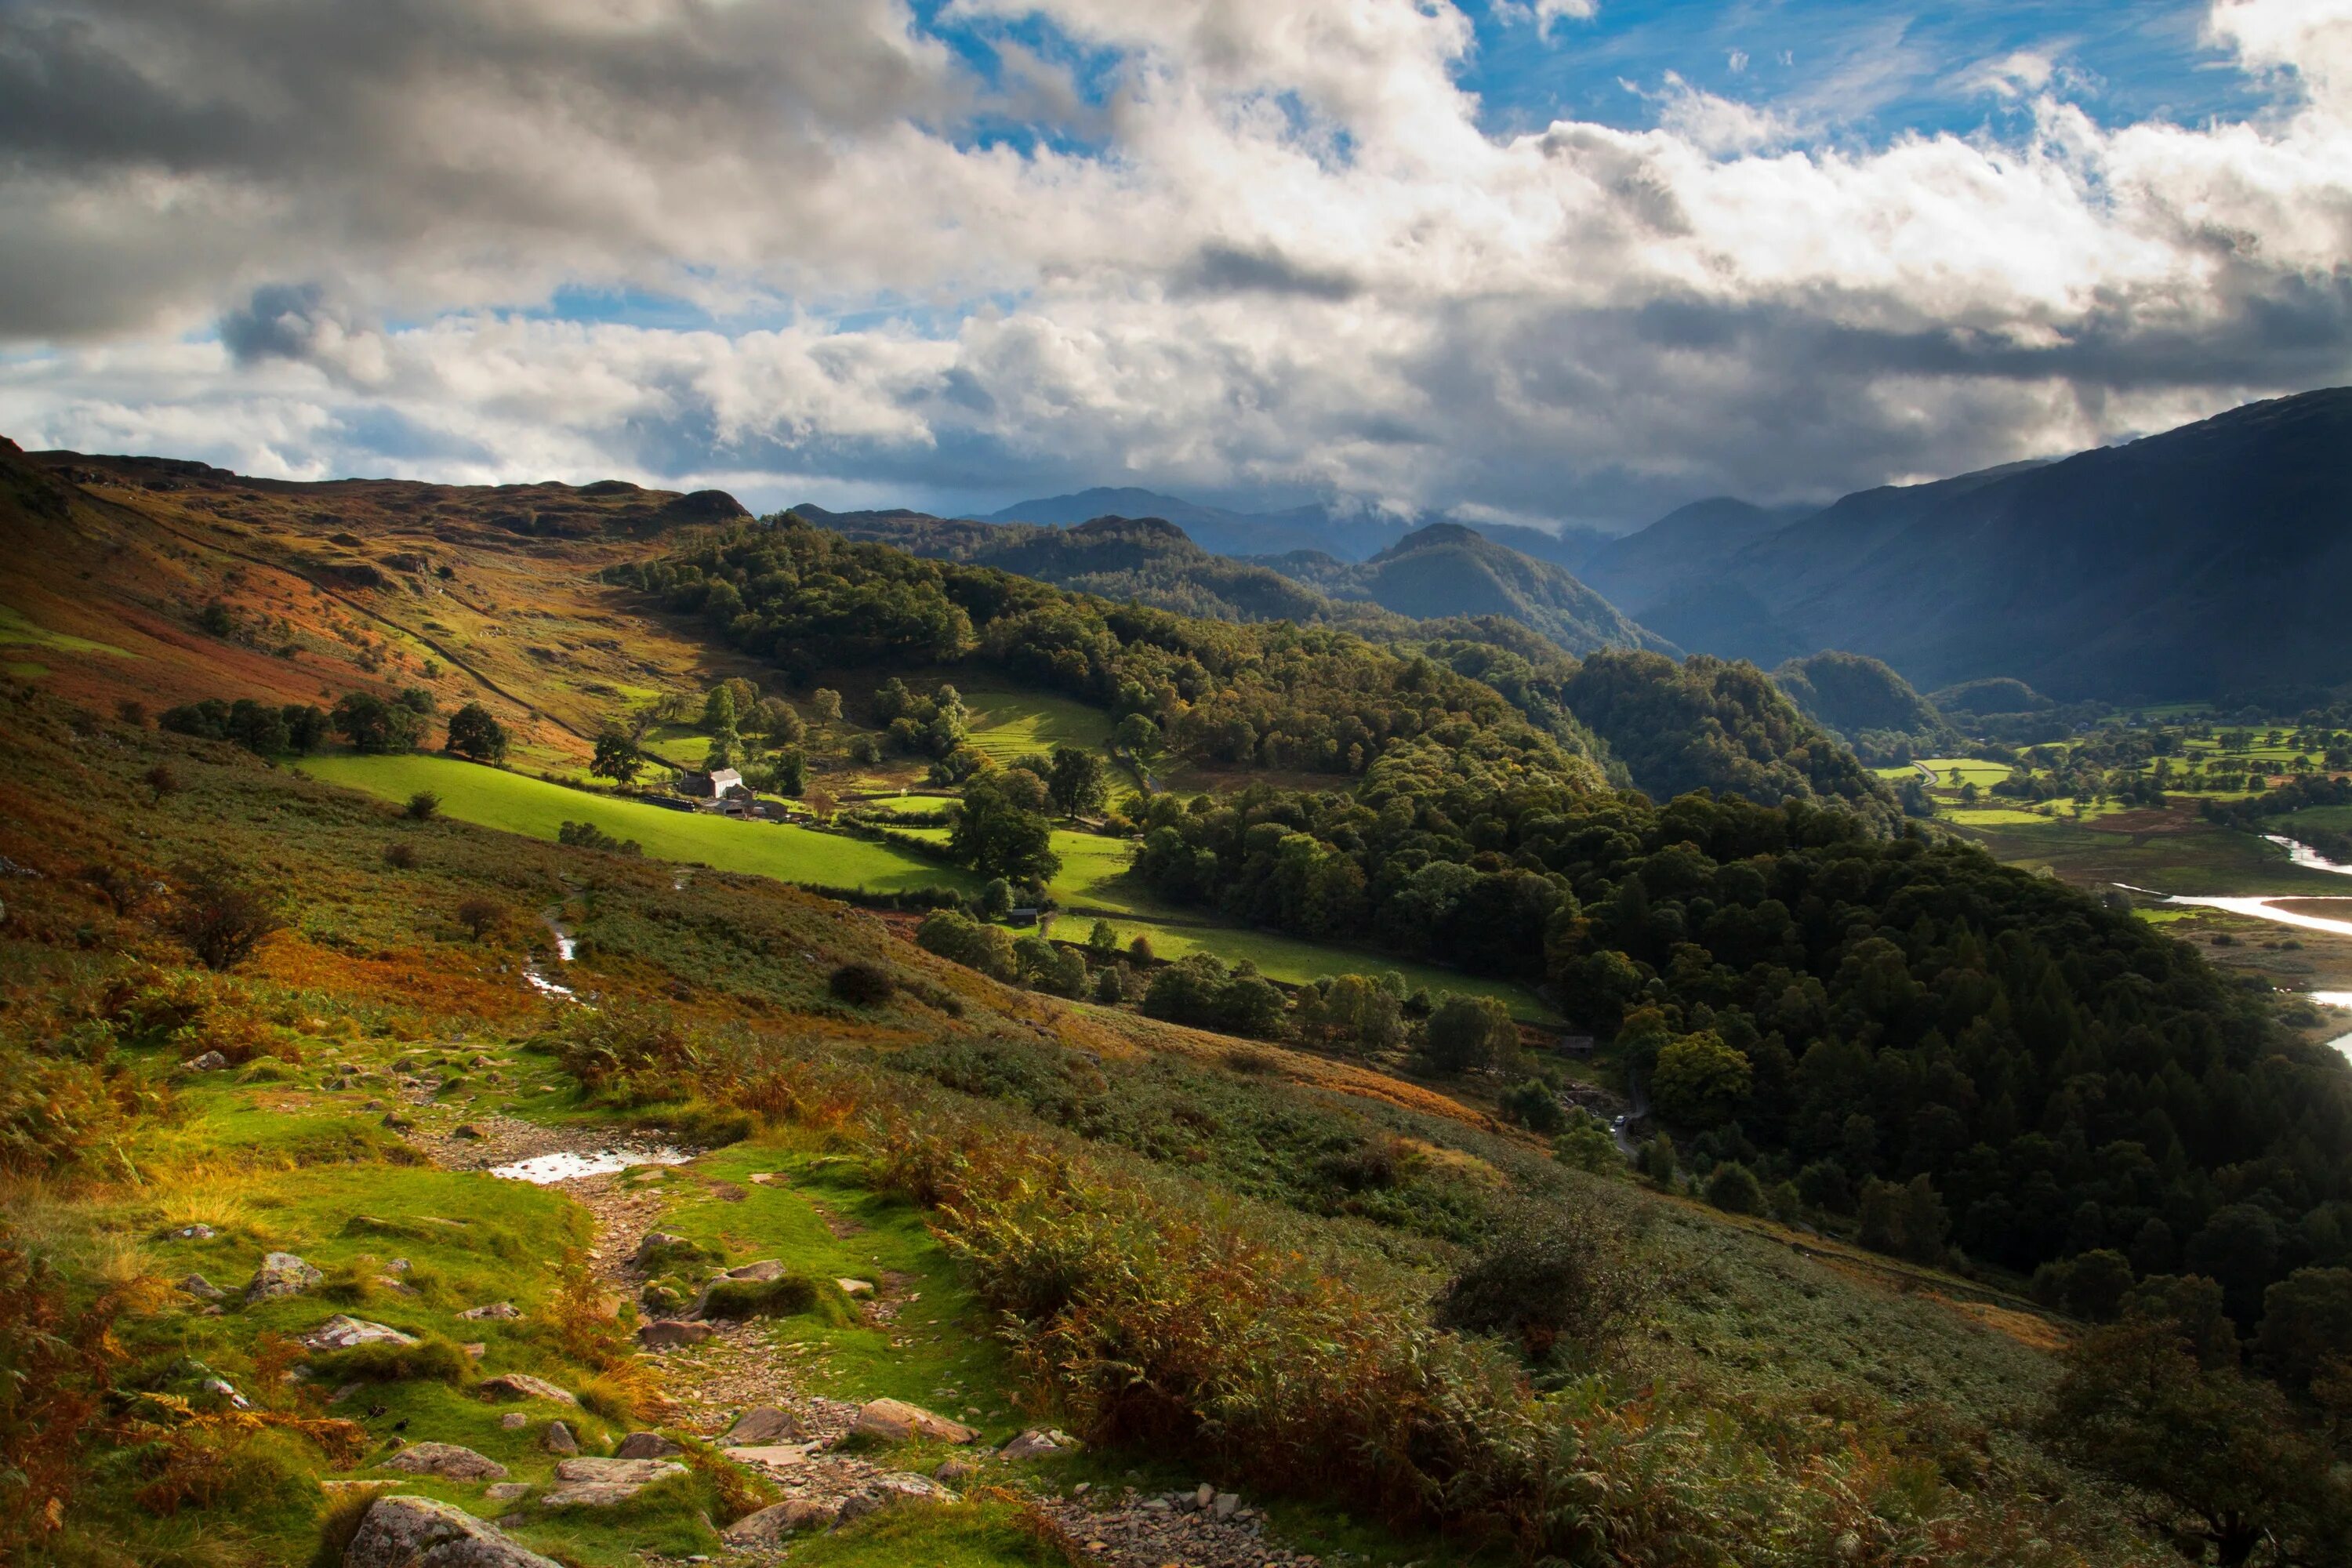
[2116,836,2352,1066]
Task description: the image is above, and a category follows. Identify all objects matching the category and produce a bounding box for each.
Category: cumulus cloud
[2,0,2349,526]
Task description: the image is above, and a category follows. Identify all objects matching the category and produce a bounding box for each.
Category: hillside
[981,487,1406,560]
[1635,389,2352,700]
[9,449,2352,1566]
[1257,522,1677,658]
[1773,649,1965,761]
[0,437,754,766]
[796,505,1359,626]
[2,681,2240,1567]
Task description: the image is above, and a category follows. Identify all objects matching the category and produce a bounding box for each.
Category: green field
[301,753,979,895]
[1957,815,2352,898]
[314,756,1554,1021]
[889,825,1557,1019]
[955,684,1115,763]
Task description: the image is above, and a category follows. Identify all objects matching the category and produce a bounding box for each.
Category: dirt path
[416,1112,1314,1565]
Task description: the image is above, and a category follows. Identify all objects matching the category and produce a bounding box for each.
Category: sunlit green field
[955,684,1115,763]
[300,753,978,895]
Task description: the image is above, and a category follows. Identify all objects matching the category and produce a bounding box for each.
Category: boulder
[475,1372,576,1405]
[721,1405,804,1446]
[183,1051,228,1073]
[1214,1491,1242,1519]
[612,1432,682,1460]
[835,1472,956,1526]
[452,1124,485,1141]
[164,1223,219,1240]
[835,1277,876,1298]
[342,1494,562,1568]
[721,1259,786,1283]
[850,1398,978,1445]
[380,1443,507,1481]
[997,1428,1070,1461]
[178,1273,225,1301]
[539,1456,688,1508]
[245,1251,323,1302]
[634,1319,712,1349]
[630,1232,695,1269]
[457,1301,521,1321]
[542,1422,579,1455]
[484,1483,532,1502]
[499,1413,528,1431]
[935,1458,978,1484]
[720,1499,835,1546]
[303,1316,419,1351]
[723,1443,815,1470]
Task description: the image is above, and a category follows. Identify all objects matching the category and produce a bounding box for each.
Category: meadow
[300,753,980,896]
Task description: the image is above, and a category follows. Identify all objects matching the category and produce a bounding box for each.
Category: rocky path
[398,1105,1325,1566]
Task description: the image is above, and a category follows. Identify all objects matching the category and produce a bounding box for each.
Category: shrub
[699,1274,856,1326]
[1497,1079,1566,1135]
[454,897,506,942]
[829,962,895,1005]
[1552,1109,1621,1174]
[557,819,642,855]
[302,1337,470,1387]
[916,909,1018,983]
[1419,994,1517,1075]
[402,790,441,821]
[1432,1200,1652,1362]
[381,841,419,870]
[1704,1161,1765,1214]
[170,861,285,971]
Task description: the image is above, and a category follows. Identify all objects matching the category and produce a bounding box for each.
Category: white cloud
[2,0,2349,528]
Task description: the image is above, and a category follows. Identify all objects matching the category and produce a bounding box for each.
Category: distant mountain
[1573,497,1814,615]
[1257,522,1675,658]
[1633,387,2352,701]
[797,505,1354,625]
[981,488,1407,561]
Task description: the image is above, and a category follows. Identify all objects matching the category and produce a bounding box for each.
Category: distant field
[1097,916,1559,1022]
[301,753,978,895]
[1957,815,2352,898]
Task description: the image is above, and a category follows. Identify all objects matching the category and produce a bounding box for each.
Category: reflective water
[488,1146,692,1183]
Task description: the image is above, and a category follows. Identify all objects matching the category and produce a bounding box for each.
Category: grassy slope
[301,752,978,896]
[0,691,2142,1566]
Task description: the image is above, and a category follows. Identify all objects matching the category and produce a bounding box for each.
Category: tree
[772,747,808,798]
[1636,1134,1677,1187]
[2041,1320,2347,1567]
[1045,745,1108,818]
[332,691,424,753]
[1858,1174,1949,1265]
[752,697,804,746]
[949,775,1061,886]
[2256,1268,2352,1393]
[976,877,1014,921]
[1554,1110,1622,1174]
[1705,1161,1766,1214]
[1295,973,1403,1054]
[1421,994,1518,1075]
[2187,1203,2283,1327]
[282,703,328,753]
[1500,1080,1566,1135]
[591,726,644,788]
[171,862,285,971]
[1649,1031,1751,1125]
[2125,1274,2239,1370]
[1112,712,1161,761]
[445,702,508,763]
[811,688,843,723]
[404,791,441,822]
[454,897,506,941]
[1087,920,1120,957]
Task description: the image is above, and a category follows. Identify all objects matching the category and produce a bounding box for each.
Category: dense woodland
[607,520,1894,821]
[1133,777,2352,1306]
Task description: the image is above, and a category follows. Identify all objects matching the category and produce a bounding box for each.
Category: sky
[1,0,2347,532]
